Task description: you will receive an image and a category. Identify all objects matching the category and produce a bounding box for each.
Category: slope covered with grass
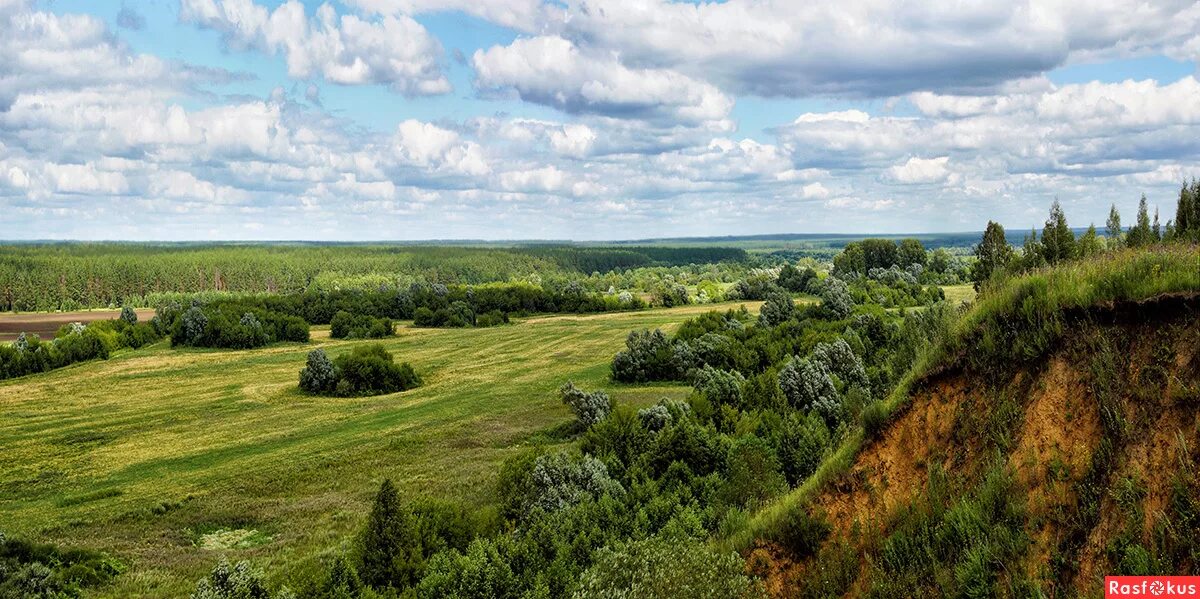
[733,246,1200,596]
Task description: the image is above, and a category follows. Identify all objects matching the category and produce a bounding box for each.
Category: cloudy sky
[1,0,1198,240]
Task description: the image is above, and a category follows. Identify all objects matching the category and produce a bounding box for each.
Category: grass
[0,301,754,598]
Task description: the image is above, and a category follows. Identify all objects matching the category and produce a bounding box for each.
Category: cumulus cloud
[553,0,1200,97]
[473,36,733,126]
[180,0,450,95]
[887,157,952,184]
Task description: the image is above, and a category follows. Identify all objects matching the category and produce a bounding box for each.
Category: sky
[1,0,1198,241]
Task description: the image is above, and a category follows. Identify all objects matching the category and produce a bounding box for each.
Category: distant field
[0,301,759,598]
[0,308,156,342]
[940,283,976,305]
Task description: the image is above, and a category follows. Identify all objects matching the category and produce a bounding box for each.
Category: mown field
[0,302,760,598]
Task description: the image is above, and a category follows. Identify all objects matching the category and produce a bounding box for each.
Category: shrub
[298,349,339,394]
[861,400,890,439]
[767,509,831,559]
[637,404,673,432]
[190,558,290,599]
[0,533,123,597]
[573,535,763,599]
[475,310,509,327]
[332,344,421,396]
[119,306,138,325]
[560,382,613,428]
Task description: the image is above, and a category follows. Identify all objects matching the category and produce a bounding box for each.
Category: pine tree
[1127,195,1153,247]
[1077,224,1103,257]
[1021,228,1045,269]
[358,479,418,590]
[1152,207,1162,241]
[1040,199,1076,264]
[1106,203,1123,248]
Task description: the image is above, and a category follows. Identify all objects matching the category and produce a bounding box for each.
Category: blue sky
[1,0,1198,240]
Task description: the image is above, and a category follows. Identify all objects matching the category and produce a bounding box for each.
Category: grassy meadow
[0,301,758,597]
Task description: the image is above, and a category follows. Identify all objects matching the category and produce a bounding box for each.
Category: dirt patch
[0,308,156,341]
[817,377,967,537]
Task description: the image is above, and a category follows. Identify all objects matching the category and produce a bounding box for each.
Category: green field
[0,302,759,597]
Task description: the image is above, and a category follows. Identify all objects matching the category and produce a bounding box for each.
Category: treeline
[158,302,310,349]
[173,282,645,332]
[0,308,160,381]
[522,246,747,274]
[0,244,744,312]
[972,183,1200,289]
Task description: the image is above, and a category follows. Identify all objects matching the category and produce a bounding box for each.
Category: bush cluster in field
[298,345,421,397]
[329,311,394,339]
[0,308,161,381]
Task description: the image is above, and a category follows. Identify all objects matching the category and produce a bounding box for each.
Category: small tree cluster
[610,329,691,382]
[297,345,421,397]
[757,291,797,327]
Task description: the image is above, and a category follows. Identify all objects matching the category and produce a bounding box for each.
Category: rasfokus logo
[1107,577,1200,598]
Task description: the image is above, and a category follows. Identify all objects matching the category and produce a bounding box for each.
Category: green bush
[330,311,394,339]
[572,535,764,599]
[331,344,421,397]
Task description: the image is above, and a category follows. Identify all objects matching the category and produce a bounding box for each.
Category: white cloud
[552,0,1200,97]
[341,0,552,32]
[887,157,951,184]
[180,0,450,95]
[473,36,733,126]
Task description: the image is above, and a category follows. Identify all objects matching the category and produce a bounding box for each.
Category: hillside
[748,250,1200,597]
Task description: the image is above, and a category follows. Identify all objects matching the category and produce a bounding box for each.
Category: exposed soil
[758,294,1200,597]
[0,308,156,341]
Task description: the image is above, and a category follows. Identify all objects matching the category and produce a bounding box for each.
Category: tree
[721,436,787,508]
[777,264,815,293]
[1175,179,1200,242]
[1153,206,1162,241]
[898,238,927,267]
[1077,224,1104,258]
[970,221,1014,289]
[1040,200,1075,265]
[779,357,840,425]
[811,338,869,393]
[927,248,953,274]
[692,366,745,409]
[771,412,831,486]
[299,349,338,394]
[610,329,690,383]
[1127,194,1154,247]
[527,452,623,513]
[818,277,853,320]
[1020,228,1045,270]
[119,306,138,326]
[757,291,796,327]
[1106,204,1123,248]
[359,479,417,590]
[181,306,208,345]
[559,382,613,428]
